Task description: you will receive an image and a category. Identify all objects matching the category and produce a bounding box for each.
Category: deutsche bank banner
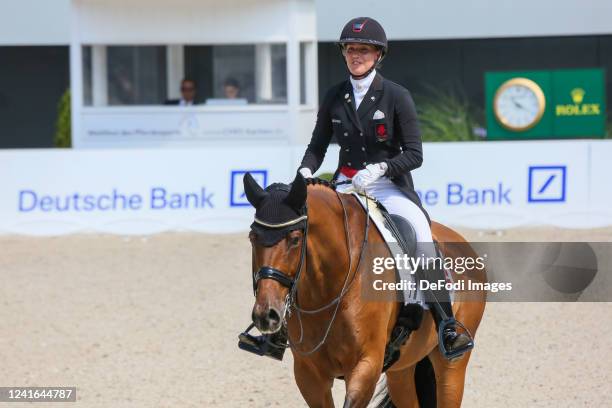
[0,147,294,235]
[0,140,611,235]
[410,140,611,229]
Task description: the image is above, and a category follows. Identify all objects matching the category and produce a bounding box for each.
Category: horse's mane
[304,177,336,191]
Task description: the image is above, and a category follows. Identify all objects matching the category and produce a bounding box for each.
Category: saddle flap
[349,192,416,257]
[386,213,417,258]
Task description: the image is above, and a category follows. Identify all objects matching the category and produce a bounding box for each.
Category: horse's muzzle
[252,303,283,334]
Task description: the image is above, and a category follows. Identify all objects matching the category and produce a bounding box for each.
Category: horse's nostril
[267,308,281,326]
[252,304,282,333]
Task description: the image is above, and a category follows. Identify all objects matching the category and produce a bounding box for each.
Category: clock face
[494,78,546,131]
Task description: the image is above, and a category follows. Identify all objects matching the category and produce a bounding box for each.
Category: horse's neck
[299,187,356,307]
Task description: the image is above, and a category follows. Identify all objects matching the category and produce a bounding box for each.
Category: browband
[253,215,308,229]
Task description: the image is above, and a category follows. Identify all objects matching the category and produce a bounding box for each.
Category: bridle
[251,180,371,355]
[251,206,309,307]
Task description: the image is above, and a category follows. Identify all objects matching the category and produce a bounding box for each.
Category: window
[83,44,287,106]
[185,43,287,104]
[82,46,93,106]
[107,46,167,105]
[83,45,167,106]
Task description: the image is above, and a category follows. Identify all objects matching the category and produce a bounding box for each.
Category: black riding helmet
[338,17,388,60]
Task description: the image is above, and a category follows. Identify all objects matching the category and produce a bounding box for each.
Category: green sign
[485,68,606,140]
[552,69,606,138]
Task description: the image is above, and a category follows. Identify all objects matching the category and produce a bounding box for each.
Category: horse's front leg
[294,358,335,408]
[343,356,383,408]
[427,347,472,408]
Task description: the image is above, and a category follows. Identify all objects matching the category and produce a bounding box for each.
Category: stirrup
[437,318,474,361]
[238,323,286,361]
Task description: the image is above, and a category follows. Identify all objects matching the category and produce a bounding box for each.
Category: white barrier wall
[412,140,607,229]
[0,147,296,235]
[1,140,611,235]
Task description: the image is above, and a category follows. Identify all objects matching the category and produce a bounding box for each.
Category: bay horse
[244,172,486,407]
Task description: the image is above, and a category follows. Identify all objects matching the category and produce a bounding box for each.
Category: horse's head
[244,172,307,334]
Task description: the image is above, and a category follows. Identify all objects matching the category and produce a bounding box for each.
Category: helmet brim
[337,38,387,49]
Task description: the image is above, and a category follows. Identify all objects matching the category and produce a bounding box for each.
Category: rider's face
[343,43,380,77]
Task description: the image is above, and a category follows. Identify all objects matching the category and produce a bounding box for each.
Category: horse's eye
[289,236,300,246]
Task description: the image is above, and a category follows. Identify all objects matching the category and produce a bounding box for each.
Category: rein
[288,189,370,356]
[253,180,371,356]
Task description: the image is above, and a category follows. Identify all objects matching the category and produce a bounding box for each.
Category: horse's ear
[243,172,268,208]
[284,172,307,211]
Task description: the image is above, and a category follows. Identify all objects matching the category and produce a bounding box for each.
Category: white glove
[352,162,388,193]
[298,167,313,178]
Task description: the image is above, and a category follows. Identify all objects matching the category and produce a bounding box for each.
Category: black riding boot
[419,264,474,360]
[238,324,287,361]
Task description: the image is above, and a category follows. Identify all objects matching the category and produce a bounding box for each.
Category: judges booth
[69,0,318,148]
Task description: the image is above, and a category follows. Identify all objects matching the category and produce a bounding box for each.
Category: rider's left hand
[352,162,388,193]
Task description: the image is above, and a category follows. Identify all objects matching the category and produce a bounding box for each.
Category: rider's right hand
[299,168,313,179]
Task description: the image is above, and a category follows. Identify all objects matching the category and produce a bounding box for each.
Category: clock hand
[511,97,526,110]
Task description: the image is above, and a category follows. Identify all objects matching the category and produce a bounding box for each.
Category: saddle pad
[349,192,455,306]
[350,192,396,244]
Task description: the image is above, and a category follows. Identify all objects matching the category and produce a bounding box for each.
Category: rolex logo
[570,88,585,104]
[556,87,600,117]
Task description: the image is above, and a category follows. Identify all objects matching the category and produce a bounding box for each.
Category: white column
[91,45,108,106]
[303,41,318,106]
[255,44,272,102]
[287,41,299,107]
[69,0,83,148]
[166,45,184,100]
[287,0,301,144]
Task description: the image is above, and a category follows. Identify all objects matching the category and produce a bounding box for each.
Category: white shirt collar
[350,69,377,93]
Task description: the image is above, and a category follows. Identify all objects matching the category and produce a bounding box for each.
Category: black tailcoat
[300,73,429,221]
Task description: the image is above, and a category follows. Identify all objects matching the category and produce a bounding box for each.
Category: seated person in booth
[205,78,247,105]
[165,78,198,106]
[223,77,241,99]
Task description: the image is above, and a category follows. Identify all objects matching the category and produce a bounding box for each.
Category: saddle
[350,192,424,372]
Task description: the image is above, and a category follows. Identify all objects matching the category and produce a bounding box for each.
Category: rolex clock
[493,77,546,131]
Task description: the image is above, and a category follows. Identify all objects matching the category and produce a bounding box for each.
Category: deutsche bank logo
[528,166,567,203]
[230,170,268,207]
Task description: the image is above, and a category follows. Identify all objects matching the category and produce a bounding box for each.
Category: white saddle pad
[349,192,425,306]
[348,191,454,307]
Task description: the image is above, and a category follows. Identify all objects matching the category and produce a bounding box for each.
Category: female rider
[239,17,473,362]
[297,17,473,360]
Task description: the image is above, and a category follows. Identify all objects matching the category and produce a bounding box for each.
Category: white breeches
[336,174,436,258]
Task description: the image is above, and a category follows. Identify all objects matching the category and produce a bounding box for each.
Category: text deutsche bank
[416,182,512,206]
[18,187,215,212]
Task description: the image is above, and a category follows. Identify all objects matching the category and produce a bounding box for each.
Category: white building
[1,0,611,234]
[1,0,611,148]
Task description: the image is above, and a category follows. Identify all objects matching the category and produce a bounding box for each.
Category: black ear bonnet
[244,173,308,247]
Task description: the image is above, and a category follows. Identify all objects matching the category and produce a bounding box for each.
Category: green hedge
[317,173,334,181]
[413,86,483,142]
[54,89,71,148]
